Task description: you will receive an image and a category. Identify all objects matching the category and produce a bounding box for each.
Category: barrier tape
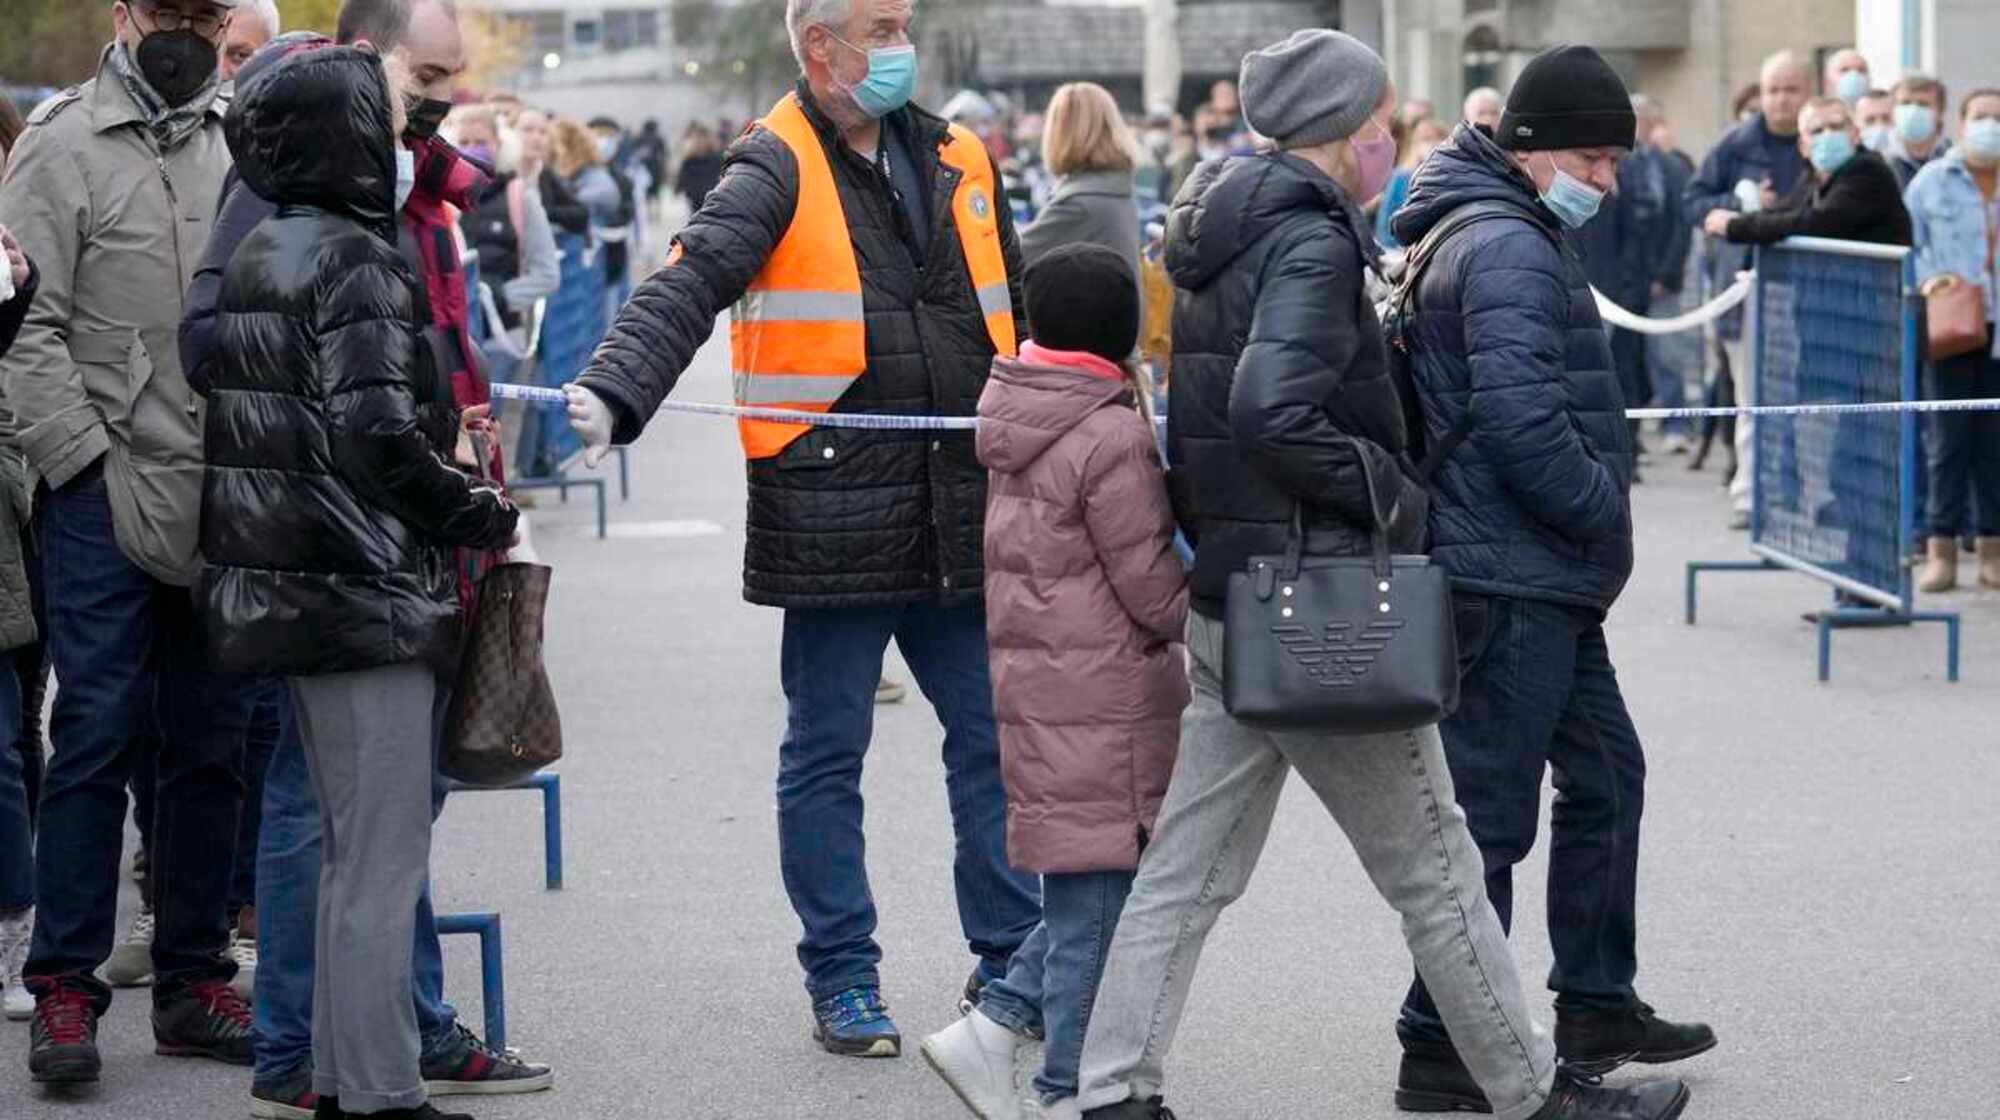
[1592,273,1754,336]
[493,383,2000,429]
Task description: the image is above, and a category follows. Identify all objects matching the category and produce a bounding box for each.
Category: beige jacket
[0,61,230,586]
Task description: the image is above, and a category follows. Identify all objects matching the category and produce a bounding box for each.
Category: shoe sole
[156,1042,254,1066]
[5,1006,31,1022]
[919,1038,1014,1119]
[1393,1087,1492,1114]
[249,1098,316,1120]
[30,1056,101,1084]
[1563,1034,1718,1078]
[426,1070,556,1096]
[814,1028,901,1058]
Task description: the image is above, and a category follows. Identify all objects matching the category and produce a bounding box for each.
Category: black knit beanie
[1496,45,1637,152]
[1024,243,1140,363]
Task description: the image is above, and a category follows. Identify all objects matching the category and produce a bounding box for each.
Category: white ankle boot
[920,1008,1023,1120]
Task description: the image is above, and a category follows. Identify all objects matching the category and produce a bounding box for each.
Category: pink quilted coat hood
[977,354,1190,874]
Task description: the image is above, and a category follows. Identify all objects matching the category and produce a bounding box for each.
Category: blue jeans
[1399,593,1646,1045]
[27,476,252,1006]
[233,681,285,914]
[777,603,1041,1000]
[0,664,27,911]
[254,690,458,1080]
[981,870,1134,1103]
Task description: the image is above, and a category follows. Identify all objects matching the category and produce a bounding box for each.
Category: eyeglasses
[134,1,228,37]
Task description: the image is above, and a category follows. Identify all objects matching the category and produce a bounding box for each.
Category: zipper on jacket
[155,154,187,308]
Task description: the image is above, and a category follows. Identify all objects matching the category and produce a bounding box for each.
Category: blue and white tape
[492,384,2000,429]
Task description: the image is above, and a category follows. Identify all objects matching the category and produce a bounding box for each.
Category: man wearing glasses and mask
[0,0,262,1090]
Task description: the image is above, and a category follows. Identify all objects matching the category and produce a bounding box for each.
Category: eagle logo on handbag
[1270,619,1408,687]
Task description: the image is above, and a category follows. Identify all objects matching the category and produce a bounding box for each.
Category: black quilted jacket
[200,48,516,676]
[576,82,1027,609]
[1166,152,1427,618]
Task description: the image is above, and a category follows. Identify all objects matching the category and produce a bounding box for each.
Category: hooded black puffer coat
[1390,125,1633,613]
[1166,152,1428,618]
[200,47,517,677]
[576,82,1027,609]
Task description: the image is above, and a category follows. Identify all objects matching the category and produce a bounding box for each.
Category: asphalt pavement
[4,326,1996,1119]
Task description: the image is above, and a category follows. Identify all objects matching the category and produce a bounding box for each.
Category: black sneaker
[1394,1040,1491,1113]
[343,1108,471,1120]
[1083,1098,1179,1119]
[252,1062,322,1119]
[28,983,102,1083]
[1529,1070,1689,1120]
[153,979,255,1065]
[422,1022,554,1095]
[1556,1003,1716,1076]
[313,1097,342,1120]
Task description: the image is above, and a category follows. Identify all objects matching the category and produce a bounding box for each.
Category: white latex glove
[564,383,614,468]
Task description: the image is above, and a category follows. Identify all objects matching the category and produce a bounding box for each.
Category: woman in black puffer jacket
[200,48,516,1118]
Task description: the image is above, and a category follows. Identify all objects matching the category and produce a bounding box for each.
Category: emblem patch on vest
[967,187,992,222]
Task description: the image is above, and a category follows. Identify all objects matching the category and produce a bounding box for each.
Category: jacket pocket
[776,427,847,472]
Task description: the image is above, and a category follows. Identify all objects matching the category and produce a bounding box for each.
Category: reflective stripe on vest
[731,92,1018,460]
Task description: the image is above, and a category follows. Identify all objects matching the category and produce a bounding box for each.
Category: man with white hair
[1824,46,1870,105]
[1685,49,1812,528]
[1463,85,1504,131]
[564,0,1039,1060]
[219,0,278,81]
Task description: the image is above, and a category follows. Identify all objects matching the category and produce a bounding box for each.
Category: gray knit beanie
[1238,29,1388,151]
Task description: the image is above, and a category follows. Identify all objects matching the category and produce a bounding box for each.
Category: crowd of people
[0,0,1996,1117]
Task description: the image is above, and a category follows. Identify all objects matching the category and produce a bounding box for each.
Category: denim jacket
[1905,149,2000,329]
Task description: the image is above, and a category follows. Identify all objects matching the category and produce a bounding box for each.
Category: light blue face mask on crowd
[1895,103,1938,144]
[1835,70,1869,105]
[1809,130,1857,175]
[1862,125,1894,153]
[1966,119,2000,162]
[1538,155,1606,229]
[829,34,918,120]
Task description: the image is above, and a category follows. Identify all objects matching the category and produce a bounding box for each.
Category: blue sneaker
[811,986,901,1058]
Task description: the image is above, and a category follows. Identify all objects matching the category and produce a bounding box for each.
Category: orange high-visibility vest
[730,92,1018,460]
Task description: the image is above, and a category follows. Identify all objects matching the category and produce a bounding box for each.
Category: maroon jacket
[978,352,1190,874]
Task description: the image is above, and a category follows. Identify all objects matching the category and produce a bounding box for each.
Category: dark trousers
[1925,348,2000,537]
[12,498,45,825]
[1399,593,1646,1046]
[25,477,253,1008]
[777,602,1041,1000]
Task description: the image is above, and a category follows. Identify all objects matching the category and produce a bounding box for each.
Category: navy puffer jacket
[1390,125,1634,613]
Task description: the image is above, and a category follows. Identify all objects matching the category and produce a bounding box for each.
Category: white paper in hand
[506,510,542,565]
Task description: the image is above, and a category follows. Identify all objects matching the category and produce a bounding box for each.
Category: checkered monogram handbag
[439,561,563,786]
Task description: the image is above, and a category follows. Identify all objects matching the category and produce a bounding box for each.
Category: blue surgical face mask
[394,147,417,211]
[1862,125,1894,152]
[1537,154,1605,230]
[1809,130,1856,175]
[1894,103,1938,145]
[1835,70,1869,105]
[1965,118,2000,162]
[828,33,917,119]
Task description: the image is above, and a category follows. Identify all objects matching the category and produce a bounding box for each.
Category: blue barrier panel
[448,771,564,890]
[1688,236,1961,682]
[1750,239,1910,605]
[529,235,606,474]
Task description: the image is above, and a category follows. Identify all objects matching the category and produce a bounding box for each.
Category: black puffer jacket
[1167,152,1427,617]
[200,47,517,677]
[577,82,1027,609]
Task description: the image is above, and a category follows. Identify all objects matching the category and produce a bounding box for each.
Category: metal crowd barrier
[1686,236,1960,681]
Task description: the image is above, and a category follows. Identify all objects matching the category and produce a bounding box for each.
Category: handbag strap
[1282,435,1395,581]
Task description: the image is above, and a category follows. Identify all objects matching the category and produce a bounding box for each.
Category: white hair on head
[786,0,853,70]
[1761,49,1807,83]
[1462,86,1502,113]
[247,0,281,36]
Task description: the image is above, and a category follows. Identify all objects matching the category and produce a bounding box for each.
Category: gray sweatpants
[291,663,439,1114]
[1075,613,1558,1120]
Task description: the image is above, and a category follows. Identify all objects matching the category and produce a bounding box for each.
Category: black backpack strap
[1393,199,1553,480]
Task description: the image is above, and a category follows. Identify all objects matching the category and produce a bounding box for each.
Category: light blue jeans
[1075,613,1558,1120]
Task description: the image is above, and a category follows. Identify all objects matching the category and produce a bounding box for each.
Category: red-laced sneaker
[29,983,102,1083]
[154,978,255,1065]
